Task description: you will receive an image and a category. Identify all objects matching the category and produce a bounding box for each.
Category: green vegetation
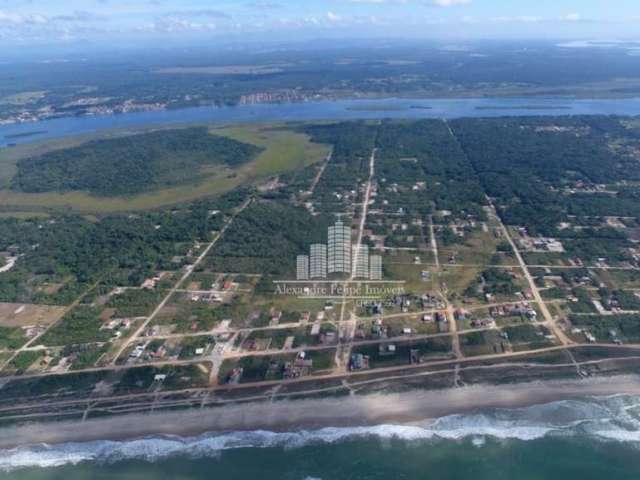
[209,202,333,276]
[178,336,214,359]
[504,325,554,351]
[351,338,452,368]
[8,350,44,372]
[0,327,28,350]
[0,124,328,213]
[12,127,261,196]
[375,120,486,218]
[0,188,247,303]
[452,116,640,234]
[113,364,210,393]
[571,314,640,342]
[64,344,109,370]
[39,307,111,346]
[5,115,640,419]
[106,289,165,317]
[465,268,519,300]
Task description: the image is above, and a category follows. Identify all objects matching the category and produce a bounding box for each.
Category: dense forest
[12,127,262,196]
[301,122,376,212]
[374,120,487,218]
[299,120,487,218]
[451,116,640,234]
[0,187,250,304]
[208,202,333,276]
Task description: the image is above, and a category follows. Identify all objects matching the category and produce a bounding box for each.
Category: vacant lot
[0,303,66,327]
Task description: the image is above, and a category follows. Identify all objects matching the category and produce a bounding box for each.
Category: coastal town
[2,116,640,424]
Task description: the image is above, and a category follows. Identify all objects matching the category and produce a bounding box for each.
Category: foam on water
[2,394,640,472]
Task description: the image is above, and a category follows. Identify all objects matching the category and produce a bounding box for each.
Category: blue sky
[1,0,639,46]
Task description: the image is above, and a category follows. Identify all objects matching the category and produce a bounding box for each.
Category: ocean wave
[2,394,640,472]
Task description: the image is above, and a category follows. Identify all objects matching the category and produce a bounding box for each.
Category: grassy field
[0,303,66,328]
[0,123,329,214]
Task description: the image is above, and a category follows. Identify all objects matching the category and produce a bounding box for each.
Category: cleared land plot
[436,226,516,266]
[0,303,65,327]
[460,330,507,356]
[503,324,556,351]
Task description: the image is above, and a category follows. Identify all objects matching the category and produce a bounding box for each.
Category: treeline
[12,127,262,196]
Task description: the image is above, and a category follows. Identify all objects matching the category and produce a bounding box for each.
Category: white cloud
[561,13,582,22]
[348,0,408,4]
[165,9,229,19]
[145,17,218,33]
[490,15,542,24]
[0,10,48,25]
[327,11,341,22]
[429,0,472,7]
[245,1,282,9]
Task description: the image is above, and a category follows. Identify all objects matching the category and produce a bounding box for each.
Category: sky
[1,0,640,47]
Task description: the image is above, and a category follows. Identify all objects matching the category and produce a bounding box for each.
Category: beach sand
[2,375,640,449]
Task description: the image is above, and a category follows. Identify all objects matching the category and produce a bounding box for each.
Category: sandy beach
[2,375,640,449]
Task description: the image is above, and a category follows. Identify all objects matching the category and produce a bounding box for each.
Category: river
[2,97,640,147]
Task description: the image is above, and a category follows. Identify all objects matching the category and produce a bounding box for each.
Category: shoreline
[2,375,640,450]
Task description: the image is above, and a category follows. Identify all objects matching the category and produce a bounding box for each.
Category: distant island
[4,130,47,139]
[346,104,409,112]
[475,105,572,111]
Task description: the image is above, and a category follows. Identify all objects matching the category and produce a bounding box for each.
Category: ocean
[2,395,640,479]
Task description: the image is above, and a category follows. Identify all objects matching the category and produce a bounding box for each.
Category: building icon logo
[328,220,351,274]
[297,220,382,280]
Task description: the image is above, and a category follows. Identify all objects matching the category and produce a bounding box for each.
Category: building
[328,220,351,274]
[369,255,382,280]
[352,244,369,279]
[297,255,309,280]
[310,244,328,279]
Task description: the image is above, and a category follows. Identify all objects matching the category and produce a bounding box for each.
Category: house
[351,353,369,370]
[228,368,243,384]
[379,344,396,356]
[130,345,145,359]
[322,331,336,345]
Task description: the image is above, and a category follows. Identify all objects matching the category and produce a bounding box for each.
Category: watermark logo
[275,220,404,303]
[296,220,382,280]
